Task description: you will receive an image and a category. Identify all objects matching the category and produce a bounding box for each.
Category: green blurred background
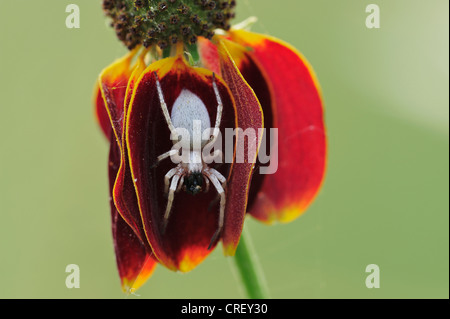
[0,0,448,298]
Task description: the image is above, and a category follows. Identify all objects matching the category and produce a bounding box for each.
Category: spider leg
[151,149,179,169]
[164,167,178,194]
[163,169,183,233]
[203,176,210,193]
[209,168,227,190]
[210,149,224,165]
[205,169,226,250]
[154,72,177,136]
[202,140,224,166]
[157,149,179,163]
[176,176,185,193]
[210,73,223,145]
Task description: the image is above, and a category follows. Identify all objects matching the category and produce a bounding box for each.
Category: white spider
[153,72,227,248]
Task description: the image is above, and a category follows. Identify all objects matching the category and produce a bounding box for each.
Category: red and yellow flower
[95,2,326,293]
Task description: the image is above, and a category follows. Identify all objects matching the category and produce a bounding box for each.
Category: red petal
[198,37,220,75]
[216,39,264,256]
[109,134,157,294]
[98,53,133,143]
[94,83,111,139]
[100,52,157,291]
[126,56,237,271]
[228,30,327,223]
[99,52,147,241]
[112,56,149,245]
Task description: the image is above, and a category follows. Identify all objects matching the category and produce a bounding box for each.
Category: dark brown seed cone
[102,0,236,50]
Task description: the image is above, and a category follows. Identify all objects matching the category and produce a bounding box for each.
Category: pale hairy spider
[154,72,227,248]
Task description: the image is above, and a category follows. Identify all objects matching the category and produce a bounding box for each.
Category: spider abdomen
[170,89,211,150]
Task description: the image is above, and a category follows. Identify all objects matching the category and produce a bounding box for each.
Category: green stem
[233,225,270,299]
[186,43,200,66]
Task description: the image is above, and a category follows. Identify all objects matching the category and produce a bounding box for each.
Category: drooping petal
[98,52,134,144]
[94,83,111,139]
[216,39,264,256]
[126,56,237,271]
[98,51,157,291]
[98,51,147,241]
[111,55,149,245]
[198,37,221,75]
[227,29,327,224]
[109,136,157,293]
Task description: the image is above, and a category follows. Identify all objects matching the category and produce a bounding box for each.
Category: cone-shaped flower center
[103,0,236,49]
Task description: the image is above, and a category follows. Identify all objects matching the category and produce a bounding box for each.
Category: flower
[95,2,325,294]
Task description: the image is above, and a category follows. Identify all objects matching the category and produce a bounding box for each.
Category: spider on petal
[153,71,227,246]
[95,1,326,294]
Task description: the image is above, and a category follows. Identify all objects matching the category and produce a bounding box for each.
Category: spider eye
[184,173,203,195]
